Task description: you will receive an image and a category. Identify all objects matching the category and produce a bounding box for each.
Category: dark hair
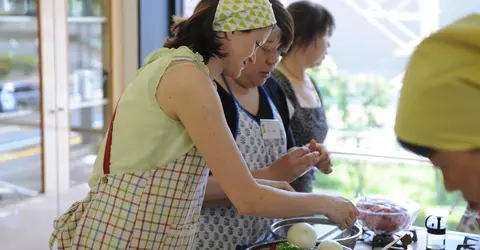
[398,139,434,158]
[285,1,335,54]
[270,0,294,52]
[164,0,225,62]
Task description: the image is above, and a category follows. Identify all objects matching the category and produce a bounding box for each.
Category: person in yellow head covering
[395,14,480,214]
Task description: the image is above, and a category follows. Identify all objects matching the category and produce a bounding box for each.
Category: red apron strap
[103,105,118,175]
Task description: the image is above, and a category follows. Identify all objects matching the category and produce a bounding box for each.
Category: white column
[38,0,70,194]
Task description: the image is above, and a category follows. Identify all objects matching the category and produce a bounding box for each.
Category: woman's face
[302,32,331,68]
[222,27,272,78]
[235,30,282,88]
[429,150,480,211]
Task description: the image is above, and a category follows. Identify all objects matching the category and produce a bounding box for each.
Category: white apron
[194,75,288,250]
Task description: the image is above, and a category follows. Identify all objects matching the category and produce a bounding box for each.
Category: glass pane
[304,0,480,233]
[68,0,102,17]
[183,0,199,17]
[0,0,37,16]
[0,0,41,206]
[67,0,108,186]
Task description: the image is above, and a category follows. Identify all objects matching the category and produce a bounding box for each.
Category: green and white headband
[213,0,277,32]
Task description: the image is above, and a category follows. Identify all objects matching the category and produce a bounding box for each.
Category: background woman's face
[429,150,480,210]
[303,33,331,68]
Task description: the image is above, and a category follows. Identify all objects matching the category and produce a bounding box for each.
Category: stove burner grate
[456,236,479,250]
[357,228,417,249]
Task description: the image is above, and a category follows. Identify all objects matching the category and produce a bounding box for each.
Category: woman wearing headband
[194,1,357,249]
[272,1,335,193]
[49,1,357,249]
[395,14,480,233]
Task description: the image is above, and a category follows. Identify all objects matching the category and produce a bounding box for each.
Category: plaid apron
[50,105,210,249]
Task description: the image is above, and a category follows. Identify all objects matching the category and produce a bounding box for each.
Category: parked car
[0,80,40,112]
[0,81,17,112]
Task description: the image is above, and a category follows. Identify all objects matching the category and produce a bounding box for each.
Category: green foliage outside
[0,54,39,79]
[68,0,102,17]
[307,63,395,132]
[0,56,13,78]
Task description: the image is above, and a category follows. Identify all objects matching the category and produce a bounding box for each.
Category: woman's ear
[221,31,233,41]
[217,32,231,53]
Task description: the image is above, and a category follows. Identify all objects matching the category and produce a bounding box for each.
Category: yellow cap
[395,14,480,151]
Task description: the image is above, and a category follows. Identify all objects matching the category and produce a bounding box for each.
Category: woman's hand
[323,195,360,229]
[268,146,321,182]
[307,139,332,174]
[267,139,332,182]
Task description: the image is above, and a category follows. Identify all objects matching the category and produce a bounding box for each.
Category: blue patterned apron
[194,75,288,250]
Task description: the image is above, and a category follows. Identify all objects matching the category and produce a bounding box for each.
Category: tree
[0,56,13,79]
[308,66,395,131]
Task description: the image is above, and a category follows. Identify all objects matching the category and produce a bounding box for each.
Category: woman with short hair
[272,1,336,193]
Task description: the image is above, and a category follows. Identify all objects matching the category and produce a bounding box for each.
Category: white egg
[287,222,317,249]
[316,240,343,250]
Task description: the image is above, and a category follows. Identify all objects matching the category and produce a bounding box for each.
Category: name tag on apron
[260,119,283,139]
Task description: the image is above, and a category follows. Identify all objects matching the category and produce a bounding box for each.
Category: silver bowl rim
[269,216,363,243]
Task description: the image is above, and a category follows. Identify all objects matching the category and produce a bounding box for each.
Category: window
[0,0,110,205]
[183,0,198,17]
[182,0,479,230]
[303,0,478,229]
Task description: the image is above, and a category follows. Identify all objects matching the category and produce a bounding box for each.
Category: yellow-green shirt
[88,46,209,188]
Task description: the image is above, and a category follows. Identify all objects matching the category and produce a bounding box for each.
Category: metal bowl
[245,239,353,250]
[269,216,362,249]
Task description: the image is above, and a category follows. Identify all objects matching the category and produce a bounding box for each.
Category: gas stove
[356,228,479,250]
